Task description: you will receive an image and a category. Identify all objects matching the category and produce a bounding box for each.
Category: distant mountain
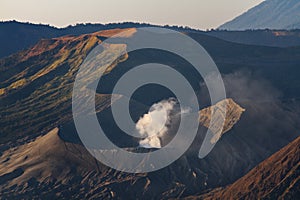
[206,29,300,47]
[219,0,300,30]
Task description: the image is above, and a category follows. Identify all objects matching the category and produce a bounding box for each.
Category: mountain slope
[1,27,300,199]
[0,128,149,199]
[188,136,300,199]
[0,28,134,144]
[219,0,300,30]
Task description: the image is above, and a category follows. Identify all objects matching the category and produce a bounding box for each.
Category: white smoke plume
[136,98,177,148]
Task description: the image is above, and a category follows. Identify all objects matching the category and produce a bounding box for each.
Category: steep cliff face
[186,136,300,200]
[199,98,245,144]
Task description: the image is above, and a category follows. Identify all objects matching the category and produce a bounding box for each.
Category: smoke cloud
[136,98,177,148]
[195,69,300,186]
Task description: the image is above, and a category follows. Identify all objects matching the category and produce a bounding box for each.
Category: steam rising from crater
[136,98,177,148]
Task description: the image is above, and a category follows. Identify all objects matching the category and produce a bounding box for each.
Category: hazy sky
[0,0,264,30]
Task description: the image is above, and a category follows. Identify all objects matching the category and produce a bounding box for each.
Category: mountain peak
[219,0,300,30]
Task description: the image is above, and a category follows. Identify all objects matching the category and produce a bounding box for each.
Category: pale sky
[0,0,264,30]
